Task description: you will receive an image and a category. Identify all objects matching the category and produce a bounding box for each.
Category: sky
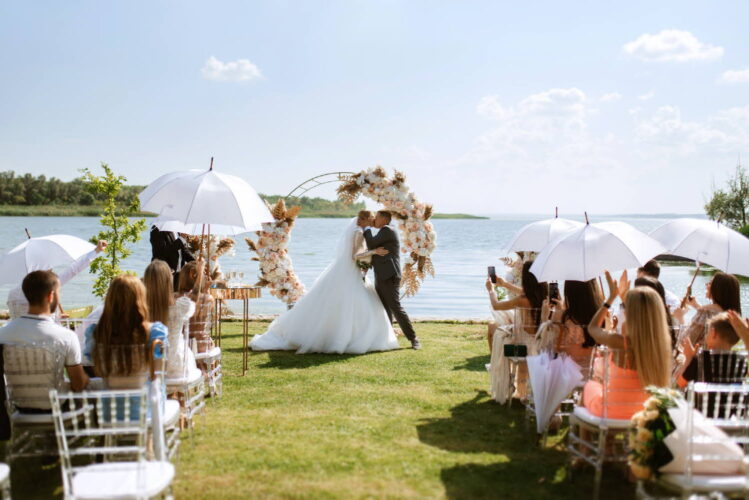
[1,0,748,216]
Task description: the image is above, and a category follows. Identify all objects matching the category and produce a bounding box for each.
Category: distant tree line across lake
[0,170,367,217]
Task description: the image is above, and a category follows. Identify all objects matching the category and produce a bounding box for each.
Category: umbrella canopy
[527,352,583,433]
[507,217,584,253]
[152,218,250,237]
[0,235,96,285]
[530,221,665,282]
[139,168,273,231]
[649,218,749,277]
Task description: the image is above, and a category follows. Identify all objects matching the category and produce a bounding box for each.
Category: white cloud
[201,56,263,82]
[600,92,622,103]
[623,29,724,62]
[638,90,655,101]
[719,68,749,84]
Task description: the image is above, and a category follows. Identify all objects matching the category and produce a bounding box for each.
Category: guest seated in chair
[485,260,548,350]
[541,279,602,371]
[0,270,90,402]
[674,272,741,345]
[84,275,168,396]
[678,312,744,387]
[583,273,672,419]
[176,261,214,354]
[144,260,202,381]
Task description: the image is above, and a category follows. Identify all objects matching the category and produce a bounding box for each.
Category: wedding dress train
[249,220,400,354]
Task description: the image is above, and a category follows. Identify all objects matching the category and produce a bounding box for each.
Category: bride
[249,211,400,354]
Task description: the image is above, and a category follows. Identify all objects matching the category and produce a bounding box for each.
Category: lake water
[1,216,747,319]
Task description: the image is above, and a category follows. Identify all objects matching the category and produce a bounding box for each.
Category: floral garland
[629,386,681,480]
[245,199,306,305]
[337,166,436,296]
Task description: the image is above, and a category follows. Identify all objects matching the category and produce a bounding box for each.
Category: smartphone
[488,266,497,284]
[549,282,560,301]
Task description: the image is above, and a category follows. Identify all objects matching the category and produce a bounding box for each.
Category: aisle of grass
[173,322,634,499]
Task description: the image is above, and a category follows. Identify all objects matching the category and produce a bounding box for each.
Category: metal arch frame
[285,172,356,200]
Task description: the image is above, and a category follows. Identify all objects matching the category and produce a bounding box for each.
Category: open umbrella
[527,352,583,433]
[139,161,272,232]
[530,218,666,282]
[0,235,95,286]
[152,217,250,237]
[507,209,584,253]
[649,218,749,277]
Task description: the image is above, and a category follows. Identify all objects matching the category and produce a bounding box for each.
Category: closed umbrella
[650,218,749,277]
[507,209,583,253]
[530,218,666,282]
[527,352,584,433]
[0,235,95,285]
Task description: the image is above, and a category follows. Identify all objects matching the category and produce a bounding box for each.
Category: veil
[311,218,359,286]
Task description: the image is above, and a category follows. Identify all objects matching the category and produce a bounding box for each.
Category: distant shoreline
[0,205,487,219]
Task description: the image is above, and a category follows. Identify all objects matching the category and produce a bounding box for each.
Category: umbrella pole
[680,261,701,309]
[196,224,206,294]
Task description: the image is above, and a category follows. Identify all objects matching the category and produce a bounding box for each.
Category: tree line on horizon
[0,170,364,215]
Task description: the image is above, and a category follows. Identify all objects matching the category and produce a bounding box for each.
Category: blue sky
[1,1,748,215]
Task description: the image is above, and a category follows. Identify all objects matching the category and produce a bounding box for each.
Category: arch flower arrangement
[337,166,437,296]
[245,199,306,305]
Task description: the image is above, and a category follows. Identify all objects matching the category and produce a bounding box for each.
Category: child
[678,312,745,387]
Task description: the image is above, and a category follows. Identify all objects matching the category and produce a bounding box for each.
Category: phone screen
[488,266,497,284]
[549,282,560,301]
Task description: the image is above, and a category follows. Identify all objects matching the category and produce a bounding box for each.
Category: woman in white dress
[144,260,202,380]
[250,212,400,354]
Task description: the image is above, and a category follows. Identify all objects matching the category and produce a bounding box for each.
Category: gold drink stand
[209,286,262,376]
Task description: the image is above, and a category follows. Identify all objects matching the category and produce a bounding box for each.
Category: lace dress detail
[166,296,201,380]
[686,307,721,345]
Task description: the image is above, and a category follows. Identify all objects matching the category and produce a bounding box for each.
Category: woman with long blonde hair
[144,260,201,380]
[84,274,168,390]
[582,272,672,418]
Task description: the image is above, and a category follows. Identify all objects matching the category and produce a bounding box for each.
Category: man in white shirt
[0,270,89,399]
[6,240,107,319]
[637,259,681,311]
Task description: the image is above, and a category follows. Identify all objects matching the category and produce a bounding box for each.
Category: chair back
[3,342,66,411]
[189,294,214,353]
[590,345,646,421]
[697,350,748,384]
[683,382,749,485]
[49,386,150,497]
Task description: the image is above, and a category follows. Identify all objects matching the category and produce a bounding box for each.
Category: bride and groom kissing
[250,210,421,354]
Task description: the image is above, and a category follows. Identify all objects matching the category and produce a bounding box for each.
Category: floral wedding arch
[246,167,437,306]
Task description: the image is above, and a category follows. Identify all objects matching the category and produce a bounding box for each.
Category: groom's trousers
[375,276,416,342]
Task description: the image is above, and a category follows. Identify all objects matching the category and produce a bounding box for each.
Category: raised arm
[353,231,374,260]
[587,271,625,349]
[57,240,107,286]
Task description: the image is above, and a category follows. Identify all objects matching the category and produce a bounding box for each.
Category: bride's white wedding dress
[249,219,400,354]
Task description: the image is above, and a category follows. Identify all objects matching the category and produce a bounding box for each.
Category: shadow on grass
[453,354,490,372]
[253,349,404,369]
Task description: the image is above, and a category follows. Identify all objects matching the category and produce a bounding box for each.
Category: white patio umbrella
[530,219,666,282]
[0,235,95,285]
[649,218,749,277]
[527,352,583,434]
[152,218,250,237]
[139,162,273,232]
[507,209,584,253]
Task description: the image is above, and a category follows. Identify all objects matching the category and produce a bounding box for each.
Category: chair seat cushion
[194,346,221,361]
[660,473,747,492]
[72,461,174,499]
[572,405,631,429]
[165,369,203,387]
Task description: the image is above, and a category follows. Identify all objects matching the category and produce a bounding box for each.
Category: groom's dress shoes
[411,338,422,350]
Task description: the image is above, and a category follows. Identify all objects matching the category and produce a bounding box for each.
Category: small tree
[81,163,146,297]
[705,164,749,237]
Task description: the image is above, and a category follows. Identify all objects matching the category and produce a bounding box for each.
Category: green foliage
[705,165,749,233]
[0,170,143,207]
[81,163,146,297]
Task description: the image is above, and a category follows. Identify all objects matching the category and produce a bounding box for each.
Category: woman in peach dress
[582,272,672,420]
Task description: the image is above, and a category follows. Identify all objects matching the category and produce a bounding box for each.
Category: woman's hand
[485,278,495,293]
[604,270,619,304]
[687,296,700,309]
[680,336,698,360]
[618,270,630,301]
[95,240,108,253]
[374,247,389,256]
[551,298,565,323]
[727,310,749,345]
[495,276,508,288]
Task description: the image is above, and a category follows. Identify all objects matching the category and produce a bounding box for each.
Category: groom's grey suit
[363,225,416,343]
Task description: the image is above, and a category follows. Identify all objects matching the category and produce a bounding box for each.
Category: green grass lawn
[8,321,635,499]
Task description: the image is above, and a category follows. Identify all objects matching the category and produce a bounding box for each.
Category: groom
[362,210,421,350]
